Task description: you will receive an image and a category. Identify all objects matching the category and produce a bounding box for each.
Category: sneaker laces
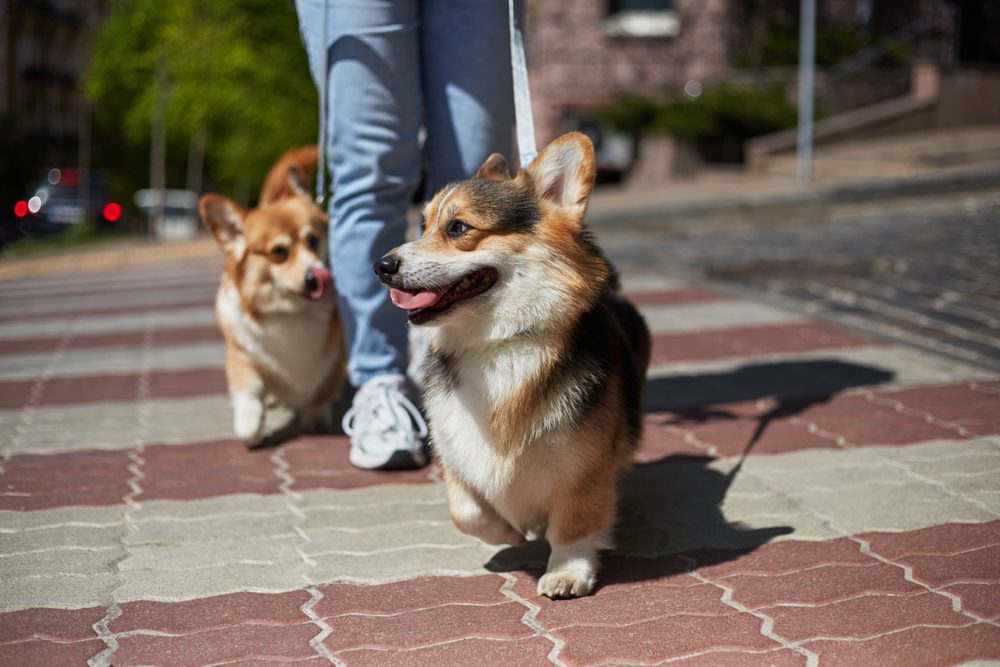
[342,375,428,442]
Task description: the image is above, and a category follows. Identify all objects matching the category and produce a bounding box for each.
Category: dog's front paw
[537,570,595,599]
[233,394,265,443]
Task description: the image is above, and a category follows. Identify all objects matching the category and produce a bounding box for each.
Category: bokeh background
[1,0,999,249]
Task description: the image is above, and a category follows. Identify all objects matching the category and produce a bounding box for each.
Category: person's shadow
[486,358,894,591]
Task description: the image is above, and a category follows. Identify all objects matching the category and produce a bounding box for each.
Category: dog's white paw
[233,395,265,442]
[537,570,595,599]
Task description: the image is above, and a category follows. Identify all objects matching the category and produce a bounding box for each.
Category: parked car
[12,168,122,236]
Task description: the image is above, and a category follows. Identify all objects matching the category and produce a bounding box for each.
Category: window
[605,0,680,38]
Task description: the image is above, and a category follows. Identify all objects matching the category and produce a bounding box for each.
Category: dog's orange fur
[200,146,345,442]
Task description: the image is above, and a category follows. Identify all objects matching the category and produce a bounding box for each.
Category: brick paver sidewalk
[1,256,998,665]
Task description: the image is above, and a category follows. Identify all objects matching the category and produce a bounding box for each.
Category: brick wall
[526,0,743,142]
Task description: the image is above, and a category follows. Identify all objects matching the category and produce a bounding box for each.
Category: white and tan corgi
[374,132,650,598]
[200,146,346,444]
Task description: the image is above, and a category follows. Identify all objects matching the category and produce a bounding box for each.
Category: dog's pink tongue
[390,288,439,310]
[308,267,334,300]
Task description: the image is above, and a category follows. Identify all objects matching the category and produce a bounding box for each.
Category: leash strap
[315,0,329,204]
[508,0,537,168]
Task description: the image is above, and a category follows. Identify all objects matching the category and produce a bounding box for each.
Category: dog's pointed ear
[199,194,247,258]
[288,165,311,199]
[525,132,596,221]
[260,145,318,205]
[475,153,511,181]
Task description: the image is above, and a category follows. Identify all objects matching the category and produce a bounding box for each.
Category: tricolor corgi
[375,132,650,598]
[200,146,346,444]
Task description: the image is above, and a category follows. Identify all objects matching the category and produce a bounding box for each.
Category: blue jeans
[295,0,515,386]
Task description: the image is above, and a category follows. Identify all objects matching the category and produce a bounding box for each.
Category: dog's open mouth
[389,267,498,324]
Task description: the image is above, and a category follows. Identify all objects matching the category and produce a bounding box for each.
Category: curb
[587,162,1000,230]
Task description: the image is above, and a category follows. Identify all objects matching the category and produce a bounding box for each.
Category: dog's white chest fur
[426,341,580,531]
[216,284,337,408]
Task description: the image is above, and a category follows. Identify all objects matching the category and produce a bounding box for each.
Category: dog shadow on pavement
[486,358,894,591]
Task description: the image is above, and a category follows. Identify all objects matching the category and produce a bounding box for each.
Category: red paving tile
[148,368,227,399]
[723,562,925,610]
[766,591,968,642]
[878,383,1000,436]
[0,450,132,511]
[0,380,32,410]
[942,582,1000,619]
[0,605,105,643]
[0,367,227,409]
[320,602,535,653]
[110,590,311,634]
[635,416,714,461]
[646,383,986,457]
[897,545,1000,588]
[804,622,1000,666]
[0,297,214,323]
[138,440,281,501]
[535,582,734,630]
[627,287,731,307]
[665,649,807,666]
[694,538,871,579]
[860,520,1000,559]
[336,637,555,667]
[650,321,880,365]
[792,392,969,445]
[114,621,319,665]
[658,411,839,456]
[283,436,435,491]
[0,326,220,358]
[507,556,697,603]
[0,639,106,666]
[316,575,507,617]
[554,611,779,665]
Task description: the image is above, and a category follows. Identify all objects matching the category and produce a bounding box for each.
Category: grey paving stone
[3,572,120,613]
[120,534,303,571]
[115,561,309,603]
[641,300,804,333]
[0,342,223,380]
[2,545,120,577]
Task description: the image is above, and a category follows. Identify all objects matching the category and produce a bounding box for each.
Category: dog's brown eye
[305,234,321,252]
[270,245,289,262]
[446,219,470,238]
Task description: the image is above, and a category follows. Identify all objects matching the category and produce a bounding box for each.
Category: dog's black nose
[374,255,400,278]
[304,268,319,293]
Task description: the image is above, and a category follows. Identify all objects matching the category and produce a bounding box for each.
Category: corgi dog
[200,146,346,444]
[374,132,650,598]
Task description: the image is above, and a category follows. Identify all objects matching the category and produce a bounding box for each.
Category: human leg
[295,0,422,387]
[295,0,428,468]
[419,0,517,195]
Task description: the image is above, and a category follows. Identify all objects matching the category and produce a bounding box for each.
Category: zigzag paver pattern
[0,258,998,665]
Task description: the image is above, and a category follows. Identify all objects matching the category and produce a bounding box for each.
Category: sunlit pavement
[2,207,999,664]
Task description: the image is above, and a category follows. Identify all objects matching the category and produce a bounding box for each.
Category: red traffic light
[14,201,28,218]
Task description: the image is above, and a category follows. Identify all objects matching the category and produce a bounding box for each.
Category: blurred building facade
[526,0,998,143]
[1,0,108,167]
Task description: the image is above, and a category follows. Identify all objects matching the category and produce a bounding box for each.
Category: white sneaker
[342,374,428,470]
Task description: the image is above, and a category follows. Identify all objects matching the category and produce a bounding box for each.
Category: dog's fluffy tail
[259,145,319,206]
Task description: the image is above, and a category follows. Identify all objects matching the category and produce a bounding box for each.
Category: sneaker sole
[349,446,427,471]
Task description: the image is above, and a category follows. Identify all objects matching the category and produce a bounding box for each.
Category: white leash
[508,0,537,168]
[315,0,329,205]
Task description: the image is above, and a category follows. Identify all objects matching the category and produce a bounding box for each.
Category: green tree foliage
[598,85,798,141]
[85,0,317,203]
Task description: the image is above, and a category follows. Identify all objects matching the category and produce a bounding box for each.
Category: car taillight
[14,201,28,218]
[102,202,122,222]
